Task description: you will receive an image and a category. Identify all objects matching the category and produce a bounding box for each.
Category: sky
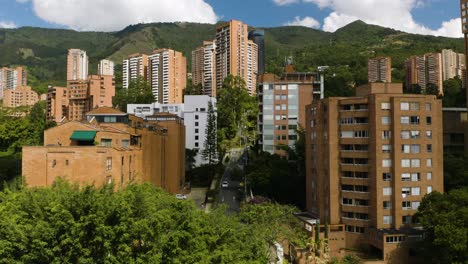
[0,0,462,38]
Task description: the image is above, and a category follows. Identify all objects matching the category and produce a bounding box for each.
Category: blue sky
[0,0,462,37]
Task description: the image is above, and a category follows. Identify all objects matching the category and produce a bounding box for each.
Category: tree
[414,189,468,263]
[442,77,465,107]
[405,84,422,94]
[202,101,217,166]
[113,77,154,112]
[424,83,439,96]
[184,78,203,96]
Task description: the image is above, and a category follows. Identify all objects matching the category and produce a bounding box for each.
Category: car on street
[221,181,229,188]
[175,194,187,200]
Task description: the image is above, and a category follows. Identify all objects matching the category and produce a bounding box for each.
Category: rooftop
[86,107,127,116]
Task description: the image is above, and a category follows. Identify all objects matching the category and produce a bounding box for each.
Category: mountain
[0,20,464,92]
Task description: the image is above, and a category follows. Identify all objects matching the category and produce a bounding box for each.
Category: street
[218,148,245,213]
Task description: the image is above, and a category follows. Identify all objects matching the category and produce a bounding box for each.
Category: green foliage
[442,77,466,107]
[184,79,203,96]
[340,254,363,264]
[444,152,468,192]
[425,83,440,96]
[113,77,154,112]
[216,75,258,151]
[185,148,198,171]
[202,101,218,166]
[405,83,422,94]
[414,188,468,264]
[0,181,291,263]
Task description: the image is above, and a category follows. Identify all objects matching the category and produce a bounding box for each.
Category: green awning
[70,130,97,141]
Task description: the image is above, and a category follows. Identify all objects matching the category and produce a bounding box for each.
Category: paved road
[219,149,245,214]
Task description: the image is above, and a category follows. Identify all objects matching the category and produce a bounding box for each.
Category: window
[383,216,393,225]
[411,187,421,196]
[275,104,281,110]
[381,102,391,110]
[195,122,199,126]
[401,131,410,139]
[122,140,129,148]
[382,131,392,139]
[354,131,369,138]
[410,102,420,111]
[195,115,199,120]
[52,159,56,168]
[411,144,420,153]
[106,157,112,171]
[275,115,281,120]
[382,145,392,153]
[383,173,392,181]
[411,173,421,182]
[195,135,199,140]
[426,144,432,153]
[386,236,406,243]
[101,138,112,147]
[412,201,420,210]
[402,145,410,153]
[281,104,287,110]
[401,173,411,181]
[383,187,392,196]
[401,116,410,124]
[401,159,410,167]
[426,116,432,125]
[382,116,391,125]
[195,142,199,147]
[411,131,420,139]
[195,129,199,133]
[426,158,432,168]
[402,215,412,224]
[425,103,431,111]
[402,201,411,209]
[400,102,409,110]
[427,172,432,181]
[383,201,392,209]
[65,160,69,166]
[410,116,420,124]
[339,131,353,138]
[402,187,411,196]
[411,159,420,168]
[281,95,287,100]
[342,198,353,205]
[383,159,392,167]
[426,130,432,139]
[427,186,433,194]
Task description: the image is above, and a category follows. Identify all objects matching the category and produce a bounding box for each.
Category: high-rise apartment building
[305,82,443,263]
[405,53,443,94]
[98,59,115,76]
[461,0,468,100]
[47,86,69,123]
[3,86,39,108]
[122,53,148,89]
[192,41,217,97]
[0,66,27,98]
[368,57,392,83]
[248,30,266,75]
[67,49,88,81]
[258,68,323,155]
[147,49,187,104]
[215,20,258,96]
[441,49,465,81]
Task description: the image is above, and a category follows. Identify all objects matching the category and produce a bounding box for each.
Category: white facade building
[122,54,147,89]
[67,49,88,81]
[127,95,217,166]
[98,59,115,76]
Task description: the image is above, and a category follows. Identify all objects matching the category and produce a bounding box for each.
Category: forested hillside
[0,20,464,93]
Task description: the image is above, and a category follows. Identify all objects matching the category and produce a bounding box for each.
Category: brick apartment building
[192,41,217,97]
[3,86,40,108]
[368,57,392,83]
[304,83,443,263]
[23,107,185,193]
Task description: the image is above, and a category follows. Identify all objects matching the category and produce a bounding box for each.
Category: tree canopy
[113,77,154,112]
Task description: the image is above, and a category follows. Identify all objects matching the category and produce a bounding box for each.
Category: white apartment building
[127,95,217,166]
[67,49,88,81]
[122,54,148,89]
[0,67,27,99]
[98,59,115,76]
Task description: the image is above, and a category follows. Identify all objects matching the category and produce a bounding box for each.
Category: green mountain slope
[0,20,464,90]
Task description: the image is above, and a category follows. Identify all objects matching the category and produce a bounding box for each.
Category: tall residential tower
[192,41,216,97]
[67,49,88,81]
[368,57,392,83]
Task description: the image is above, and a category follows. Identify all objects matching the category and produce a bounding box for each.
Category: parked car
[175,194,187,200]
[221,181,229,188]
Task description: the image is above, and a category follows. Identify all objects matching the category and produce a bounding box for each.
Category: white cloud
[276,0,463,38]
[284,16,320,28]
[0,21,17,29]
[273,0,299,6]
[17,0,218,31]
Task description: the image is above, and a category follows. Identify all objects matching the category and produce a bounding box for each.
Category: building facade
[67,49,88,81]
[405,53,444,94]
[98,59,115,76]
[368,57,392,83]
[147,49,187,104]
[23,107,185,194]
[248,30,266,75]
[0,66,27,99]
[215,20,258,96]
[192,41,217,97]
[441,49,465,81]
[122,53,148,89]
[3,86,40,108]
[305,82,443,263]
[258,69,323,155]
[127,95,217,166]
